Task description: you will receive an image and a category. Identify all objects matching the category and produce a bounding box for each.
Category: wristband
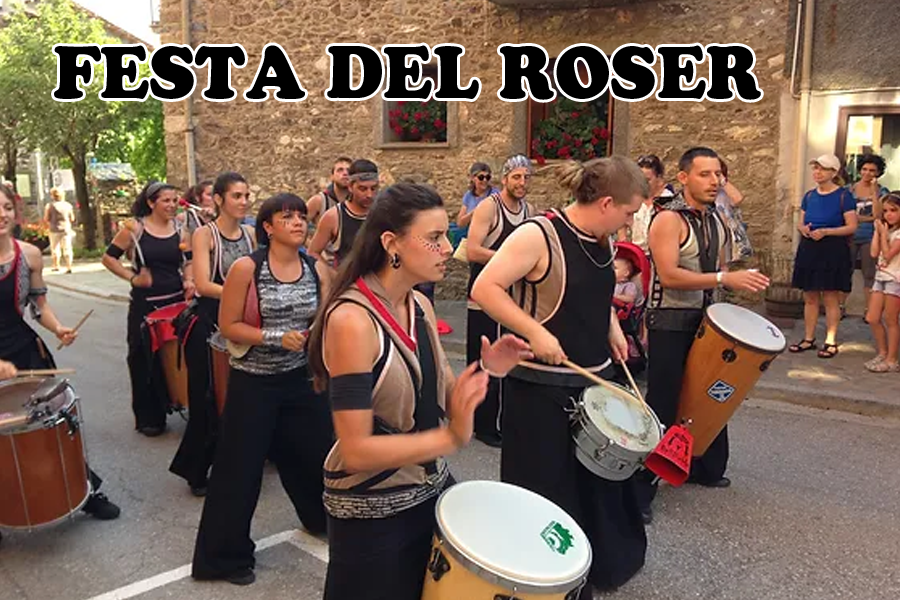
[716,272,724,285]
[479,358,505,378]
[262,329,285,347]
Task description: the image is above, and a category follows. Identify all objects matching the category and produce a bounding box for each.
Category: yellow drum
[421,481,591,600]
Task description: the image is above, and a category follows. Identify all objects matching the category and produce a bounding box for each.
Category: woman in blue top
[455,162,500,237]
[790,154,858,358]
[848,154,889,310]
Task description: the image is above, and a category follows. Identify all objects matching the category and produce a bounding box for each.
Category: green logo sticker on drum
[707,380,736,403]
[541,521,575,555]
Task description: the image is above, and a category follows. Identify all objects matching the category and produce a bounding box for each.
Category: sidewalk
[46,259,900,419]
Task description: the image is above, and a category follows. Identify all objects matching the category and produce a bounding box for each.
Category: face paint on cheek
[416,236,443,254]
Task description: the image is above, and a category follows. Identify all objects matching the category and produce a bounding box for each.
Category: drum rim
[704,303,787,354]
[0,378,78,434]
[577,383,663,453]
[433,481,592,593]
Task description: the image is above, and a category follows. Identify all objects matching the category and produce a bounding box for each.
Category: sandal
[817,343,838,359]
[868,361,900,373]
[789,339,817,353]
[864,355,886,370]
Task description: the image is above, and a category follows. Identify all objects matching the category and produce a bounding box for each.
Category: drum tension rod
[427,547,450,581]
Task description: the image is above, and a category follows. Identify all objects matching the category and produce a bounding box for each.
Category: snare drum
[676,303,786,455]
[145,302,190,410]
[0,377,90,529]
[422,481,591,600]
[571,382,663,481]
[209,331,230,417]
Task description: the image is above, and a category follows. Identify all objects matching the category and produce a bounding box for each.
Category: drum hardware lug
[696,323,706,339]
[759,359,772,372]
[427,547,450,581]
[721,349,737,363]
[494,595,522,600]
[62,411,80,437]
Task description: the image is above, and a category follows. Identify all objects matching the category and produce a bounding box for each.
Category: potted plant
[20,222,50,252]
[387,100,447,143]
[531,97,611,164]
[760,250,804,319]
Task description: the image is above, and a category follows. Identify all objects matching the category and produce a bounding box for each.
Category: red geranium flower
[599,128,610,140]
[434,118,445,129]
[574,139,583,147]
[571,111,580,118]
[410,126,420,135]
[562,132,572,142]
[535,155,547,165]
[394,126,403,135]
[590,136,599,145]
[414,112,423,121]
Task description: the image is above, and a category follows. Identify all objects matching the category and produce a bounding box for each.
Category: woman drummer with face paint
[306,183,530,600]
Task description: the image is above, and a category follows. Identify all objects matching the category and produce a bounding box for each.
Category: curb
[46,279,130,303]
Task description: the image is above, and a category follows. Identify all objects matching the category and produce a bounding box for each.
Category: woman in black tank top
[102,181,192,437]
[170,172,256,495]
[471,157,650,596]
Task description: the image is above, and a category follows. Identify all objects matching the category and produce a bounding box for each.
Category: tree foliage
[0,0,166,247]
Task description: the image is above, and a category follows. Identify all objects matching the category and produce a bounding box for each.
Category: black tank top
[334,203,366,266]
[132,227,184,300]
[467,194,530,294]
[511,210,615,387]
[0,243,40,359]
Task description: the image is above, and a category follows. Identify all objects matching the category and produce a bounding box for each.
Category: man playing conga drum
[640,147,769,523]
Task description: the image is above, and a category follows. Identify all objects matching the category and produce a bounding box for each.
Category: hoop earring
[390,253,401,269]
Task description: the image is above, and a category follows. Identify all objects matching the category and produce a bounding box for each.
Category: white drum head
[706,303,786,353]
[436,481,591,590]
[582,385,660,452]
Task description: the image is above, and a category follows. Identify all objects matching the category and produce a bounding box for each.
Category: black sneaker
[190,483,208,497]
[138,425,166,437]
[226,568,255,586]
[82,493,121,520]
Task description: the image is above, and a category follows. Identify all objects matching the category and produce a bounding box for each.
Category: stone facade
[158,0,791,298]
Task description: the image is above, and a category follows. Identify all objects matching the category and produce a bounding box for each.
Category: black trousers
[126,295,180,430]
[324,496,437,600]
[466,308,502,438]
[169,314,218,487]
[4,334,104,493]
[191,364,334,579]
[501,375,647,594]
[638,328,730,509]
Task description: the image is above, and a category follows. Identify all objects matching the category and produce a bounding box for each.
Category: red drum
[209,331,230,417]
[145,301,190,410]
[0,377,90,529]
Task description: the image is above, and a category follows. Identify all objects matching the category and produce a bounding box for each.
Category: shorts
[49,231,73,258]
[872,278,900,298]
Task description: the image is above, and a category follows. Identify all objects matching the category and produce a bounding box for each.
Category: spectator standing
[44,187,76,273]
[848,154,889,313]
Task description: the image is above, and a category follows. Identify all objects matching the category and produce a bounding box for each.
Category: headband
[502,154,533,177]
[145,181,174,198]
[349,171,379,183]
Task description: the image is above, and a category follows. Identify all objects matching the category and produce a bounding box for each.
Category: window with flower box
[528,60,613,165]
[383,66,448,145]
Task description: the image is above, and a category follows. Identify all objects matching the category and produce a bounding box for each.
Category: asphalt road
[1,290,899,600]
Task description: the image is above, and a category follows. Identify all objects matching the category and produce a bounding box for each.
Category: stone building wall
[158,0,791,298]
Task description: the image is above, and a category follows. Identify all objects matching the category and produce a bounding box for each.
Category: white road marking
[287,529,330,563]
[83,529,326,600]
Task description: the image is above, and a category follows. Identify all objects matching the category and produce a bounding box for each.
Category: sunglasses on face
[475,174,492,182]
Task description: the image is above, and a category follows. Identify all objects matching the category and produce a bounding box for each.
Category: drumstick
[561,359,652,411]
[617,357,647,406]
[57,309,94,350]
[15,368,76,378]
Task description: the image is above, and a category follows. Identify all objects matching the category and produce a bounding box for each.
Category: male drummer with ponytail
[307,183,530,600]
[0,184,120,528]
[471,156,650,595]
[640,147,769,521]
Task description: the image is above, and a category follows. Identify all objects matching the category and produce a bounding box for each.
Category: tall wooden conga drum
[676,303,786,455]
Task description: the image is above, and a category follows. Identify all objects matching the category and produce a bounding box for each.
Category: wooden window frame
[834,104,900,165]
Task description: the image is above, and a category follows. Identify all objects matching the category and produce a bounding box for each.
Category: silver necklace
[575,232,615,270]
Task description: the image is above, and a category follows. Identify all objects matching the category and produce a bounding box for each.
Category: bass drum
[0,377,90,530]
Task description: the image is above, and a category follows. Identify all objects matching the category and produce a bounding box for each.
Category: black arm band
[183,251,193,261]
[105,244,125,259]
[329,373,374,411]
